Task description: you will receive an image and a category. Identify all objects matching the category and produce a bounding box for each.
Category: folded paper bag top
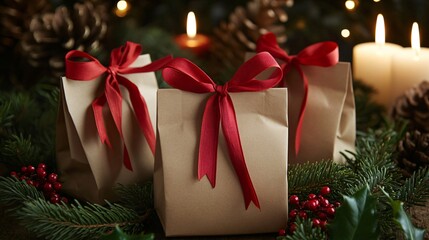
[58,41,171,203]
[161,52,283,209]
[64,42,172,170]
[257,32,339,156]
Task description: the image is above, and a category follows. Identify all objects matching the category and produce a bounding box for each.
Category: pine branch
[277,218,327,240]
[397,167,429,208]
[353,80,385,132]
[0,176,44,208]
[16,199,143,240]
[288,160,354,199]
[116,182,153,215]
[0,133,42,167]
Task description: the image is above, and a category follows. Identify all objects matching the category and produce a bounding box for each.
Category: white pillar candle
[391,22,429,104]
[353,14,402,107]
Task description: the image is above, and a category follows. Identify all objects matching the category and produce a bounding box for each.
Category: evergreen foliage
[277,218,327,240]
[0,177,44,208]
[16,199,143,240]
[353,80,385,132]
[0,84,58,170]
[116,182,153,215]
[288,160,353,200]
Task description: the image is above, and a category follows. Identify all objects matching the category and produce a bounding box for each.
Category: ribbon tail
[118,76,156,154]
[198,95,220,187]
[294,66,309,155]
[92,94,112,148]
[105,76,134,170]
[220,95,260,209]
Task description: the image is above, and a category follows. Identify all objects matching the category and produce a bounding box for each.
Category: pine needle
[16,199,142,240]
[0,176,44,208]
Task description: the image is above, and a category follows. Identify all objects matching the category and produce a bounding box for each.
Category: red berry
[320,186,331,196]
[43,182,53,192]
[320,198,330,207]
[320,220,328,229]
[306,200,319,211]
[26,180,34,186]
[312,218,321,228]
[27,165,35,173]
[334,201,341,208]
[53,182,62,191]
[326,207,336,216]
[289,209,298,219]
[37,169,47,179]
[308,193,316,199]
[289,223,297,233]
[21,166,27,174]
[317,212,327,220]
[50,196,60,204]
[20,176,27,181]
[278,229,286,236]
[10,171,18,178]
[289,195,299,205]
[48,173,58,183]
[298,211,307,219]
[61,197,69,204]
[38,163,46,169]
[33,181,40,188]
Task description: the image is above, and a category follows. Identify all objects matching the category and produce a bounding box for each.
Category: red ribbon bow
[256,33,339,155]
[162,52,283,209]
[65,42,172,170]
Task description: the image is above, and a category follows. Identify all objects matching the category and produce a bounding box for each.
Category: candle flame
[375,14,385,45]
[186,12,197,38]
[412,22,420,57]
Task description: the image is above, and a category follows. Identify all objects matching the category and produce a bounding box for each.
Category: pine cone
[397,130,429,177]
[392,81,429,132]
[20,2,108,78]
[0,0,51,52]
[211,0,293,69]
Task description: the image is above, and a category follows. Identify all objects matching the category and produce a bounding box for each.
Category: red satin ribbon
[162,52,283,209]
[256,32,339,155]
[65,42,172,170]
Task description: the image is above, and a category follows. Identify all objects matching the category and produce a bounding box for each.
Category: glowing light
[412,22,421,57]
[374,0,381,2]
[117,0,128,11]
[341,29,350,38]
[375,14,385,45]
[115,0,129,17]
[186,12,197,38]
[345,0,356,10]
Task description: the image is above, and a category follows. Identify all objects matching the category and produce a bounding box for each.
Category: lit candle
[353,14,402,107]
[391,23,429,103]
[175,12,211,56]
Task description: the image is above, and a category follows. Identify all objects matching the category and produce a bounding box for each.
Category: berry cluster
[278,186,340,236]
[10,164,68,204]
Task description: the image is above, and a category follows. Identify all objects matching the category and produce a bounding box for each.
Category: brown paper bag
[286,62,355,164]
[247,40,355,164]
[56,54,156,203]
[155,88,288,236]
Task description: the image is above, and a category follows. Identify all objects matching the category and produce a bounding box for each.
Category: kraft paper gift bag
[154,52,289,236]
[56,42,171,203]
[256,33,356,164]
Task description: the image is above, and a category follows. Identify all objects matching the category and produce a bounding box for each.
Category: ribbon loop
[257,32,339,155]
[162,52,282,209]
[65,41,171,170]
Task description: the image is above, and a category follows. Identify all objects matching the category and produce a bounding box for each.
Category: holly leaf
[101,225,154,240]
[328,185,379,240]
[380,188,425,240]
